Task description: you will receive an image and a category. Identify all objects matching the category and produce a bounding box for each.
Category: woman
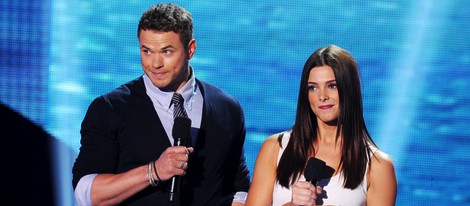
[246,45,397,206]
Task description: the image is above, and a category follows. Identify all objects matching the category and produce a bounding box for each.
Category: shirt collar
[143,66,198,112]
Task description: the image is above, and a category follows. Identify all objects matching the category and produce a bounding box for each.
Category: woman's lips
[319,105,333,109]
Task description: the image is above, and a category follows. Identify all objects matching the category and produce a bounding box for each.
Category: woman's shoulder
[371,149,394,167]
[263,130,291,148]
[369,149,396,185]
[367,143,394,168]
[261,132,283,149]
[257,131,291,161]
[367,149,398,204]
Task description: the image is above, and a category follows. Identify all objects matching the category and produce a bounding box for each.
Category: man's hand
[154,146,194,181]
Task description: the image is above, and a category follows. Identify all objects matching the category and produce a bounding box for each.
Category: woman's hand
[291,181,322,206]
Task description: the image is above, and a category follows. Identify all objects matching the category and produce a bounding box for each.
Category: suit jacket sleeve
[72,95,121,189]
[221,105,251,203]
[198,81,251,203]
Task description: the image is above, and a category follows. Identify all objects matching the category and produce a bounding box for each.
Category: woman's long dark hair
[276,45,377,189]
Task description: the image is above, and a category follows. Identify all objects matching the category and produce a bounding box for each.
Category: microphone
[304,157,326,186]
[169,116,192,202]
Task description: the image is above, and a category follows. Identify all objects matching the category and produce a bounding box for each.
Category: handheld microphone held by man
[304,157,326,186]
[169,116,192,202]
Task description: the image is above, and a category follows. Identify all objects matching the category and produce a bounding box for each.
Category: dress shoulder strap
[277,132,285,148]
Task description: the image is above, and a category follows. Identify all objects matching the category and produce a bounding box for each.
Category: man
[72,3,251,205]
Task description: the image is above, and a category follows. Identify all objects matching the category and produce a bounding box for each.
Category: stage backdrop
[1,0,469,205]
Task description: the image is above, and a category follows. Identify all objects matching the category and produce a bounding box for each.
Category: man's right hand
[154,146,194,181]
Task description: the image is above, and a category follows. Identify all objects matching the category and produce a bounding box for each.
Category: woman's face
[307,65,340,125]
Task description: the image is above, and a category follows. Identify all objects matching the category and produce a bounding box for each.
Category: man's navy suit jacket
[72,76,251,205]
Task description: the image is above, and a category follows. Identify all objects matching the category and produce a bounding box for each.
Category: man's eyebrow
[161,45,175,50]
[140,45,175,51]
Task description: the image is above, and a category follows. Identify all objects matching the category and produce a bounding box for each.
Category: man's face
[139,30,196,91]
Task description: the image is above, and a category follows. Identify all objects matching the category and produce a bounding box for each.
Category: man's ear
[187,39,196,60]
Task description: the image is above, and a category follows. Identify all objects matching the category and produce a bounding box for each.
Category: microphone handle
[169,177,177,202]
[169,138,181,202]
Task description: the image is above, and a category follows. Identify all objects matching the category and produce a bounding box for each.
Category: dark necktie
[172,92,188,118]
[171,92,191,147]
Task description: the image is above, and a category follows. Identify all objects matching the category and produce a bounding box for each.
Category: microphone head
[304,157,326,184]
[172,116,192,145]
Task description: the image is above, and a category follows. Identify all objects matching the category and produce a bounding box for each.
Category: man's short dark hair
[137,3,193,50]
